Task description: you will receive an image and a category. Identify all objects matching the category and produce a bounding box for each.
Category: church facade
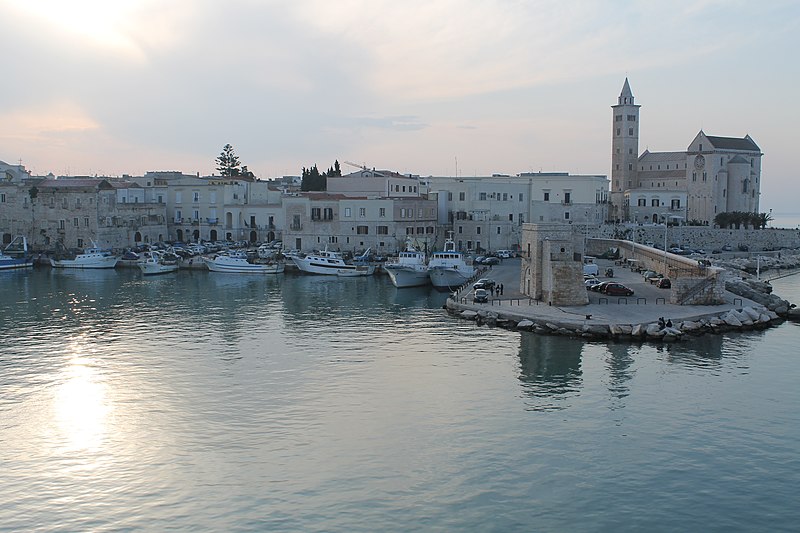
[609,79,762,225]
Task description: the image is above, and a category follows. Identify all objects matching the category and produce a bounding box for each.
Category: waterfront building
[610,78,763,224]
[282,191,437,254]
[129,171,284,244]
[0,171,167,250]
[424,173,609,254]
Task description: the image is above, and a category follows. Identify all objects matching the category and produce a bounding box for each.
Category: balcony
[290,224,302,231]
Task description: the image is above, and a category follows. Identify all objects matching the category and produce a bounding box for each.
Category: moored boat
[385,243,429,288]
[427,238,475,291]
[50,240,119,269]
[0,236,33,270]
[138,250,180,275]
[205,251,284,274]
[292,247,375,276]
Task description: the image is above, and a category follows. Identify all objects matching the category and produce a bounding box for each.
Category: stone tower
[610,78,640,222]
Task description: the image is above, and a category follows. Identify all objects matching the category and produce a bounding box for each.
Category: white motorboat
[138,251,180,275]
[205,251,284,274]
[384,244,429,288]
[427,238,475,291]
[292,247,375,277]
[50,240,119,269]
[0,236,34,270]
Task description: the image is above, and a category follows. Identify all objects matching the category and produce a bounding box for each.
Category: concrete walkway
[452,257,762,328]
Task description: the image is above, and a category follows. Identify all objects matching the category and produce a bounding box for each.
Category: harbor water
[1,268,799,531]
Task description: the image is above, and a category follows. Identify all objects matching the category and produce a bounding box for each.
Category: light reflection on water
[1,269,799,531]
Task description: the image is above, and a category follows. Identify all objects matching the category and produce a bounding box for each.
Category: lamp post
[661,213,669,275]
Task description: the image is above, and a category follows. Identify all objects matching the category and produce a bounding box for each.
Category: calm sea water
[1,268,799,532]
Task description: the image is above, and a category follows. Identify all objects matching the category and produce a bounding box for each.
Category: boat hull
[139,262,180,275]
[206,257,284,274]
[50,256,119,269]
[0,258,33,270]
[429,267,473,291]
[292,256,375,276]
[385,266,430,288]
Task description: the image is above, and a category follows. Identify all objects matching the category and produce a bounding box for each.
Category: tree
[216,144,242,176]
[300,160,340,191]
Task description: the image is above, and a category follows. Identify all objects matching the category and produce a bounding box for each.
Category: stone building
[610,78,762,224]
[519,223,588,306]
[281,192,438,254]
[0,175,167,250]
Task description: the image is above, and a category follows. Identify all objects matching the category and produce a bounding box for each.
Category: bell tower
[610,78,640,222]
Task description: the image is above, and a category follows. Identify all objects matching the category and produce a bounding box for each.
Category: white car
[585,277,602,289]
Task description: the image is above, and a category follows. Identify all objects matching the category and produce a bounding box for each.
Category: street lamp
[661,213,669,275]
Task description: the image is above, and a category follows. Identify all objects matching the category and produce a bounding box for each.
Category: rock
[631,324,644,337]
[460,310,478,320]
[723,311,742,327]
[609,324,623,336]
[663,326,682,336]
[587,325,609,336]
[758,313,773,324]
[787,308,800,321]
[619,325,633,335]
[680,320,701,333]
[517,319,534,329]
[742,307,761,321]
[646,323,665,337]
[545,322,560,331]
[663,333,680,342]
[774,304,789,315]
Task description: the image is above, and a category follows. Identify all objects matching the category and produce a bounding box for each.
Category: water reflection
[605,343,635,404]
[517,333,583,410]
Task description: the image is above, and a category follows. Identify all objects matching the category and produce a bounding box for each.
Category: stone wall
[589,225,800,252]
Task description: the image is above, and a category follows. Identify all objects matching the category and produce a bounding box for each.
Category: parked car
[721,244,733,251]
[483,257,500,265]
[642,270,660,281]
[496,250,513,259]
[473,255,486,264]
[590,281,612,292]
[473,288,489,303]
[473,278,496,291]
[585,278,602,289]
[655,278,672,289]
[601,282,634,296]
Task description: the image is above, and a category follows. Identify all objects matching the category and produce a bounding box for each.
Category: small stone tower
[520,223,588,306]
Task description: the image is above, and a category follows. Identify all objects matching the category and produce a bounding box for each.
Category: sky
[1,0,799,213]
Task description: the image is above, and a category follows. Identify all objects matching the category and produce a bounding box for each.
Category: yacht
[0,236,33,270]
[205,251,284,274]
[292,247,375,276]
[138,250,180,275]
[427,238,475,291]
[384,244,429,288]
[50,241,119,269]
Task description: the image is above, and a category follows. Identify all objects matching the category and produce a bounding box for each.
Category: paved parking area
[454,256,759,328]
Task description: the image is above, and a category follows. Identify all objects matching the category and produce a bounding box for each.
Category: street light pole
[661,213,668,275]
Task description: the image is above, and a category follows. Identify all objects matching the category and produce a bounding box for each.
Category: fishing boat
[138,250,180,275]
[292,247,375,276]
[427,237,475,291]
[49,240,119,269]
[205,251,284,274]
[0,236,33,270]
[384,243,429,288]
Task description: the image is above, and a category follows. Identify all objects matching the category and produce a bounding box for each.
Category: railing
[290,224,302,231]
[676,274,718,305]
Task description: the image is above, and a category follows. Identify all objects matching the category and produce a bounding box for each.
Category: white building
[424,173,609,253]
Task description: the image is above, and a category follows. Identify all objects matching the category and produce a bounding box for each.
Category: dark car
[601,282,634,296]
[473,288,489,303]
[473,278,496,291]
[656,278,671,289]
[483,257,500,265]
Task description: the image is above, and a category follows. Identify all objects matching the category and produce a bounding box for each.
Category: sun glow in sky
[1,1,798,211]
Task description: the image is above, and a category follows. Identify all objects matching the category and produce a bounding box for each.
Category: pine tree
[216,144,241,177]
